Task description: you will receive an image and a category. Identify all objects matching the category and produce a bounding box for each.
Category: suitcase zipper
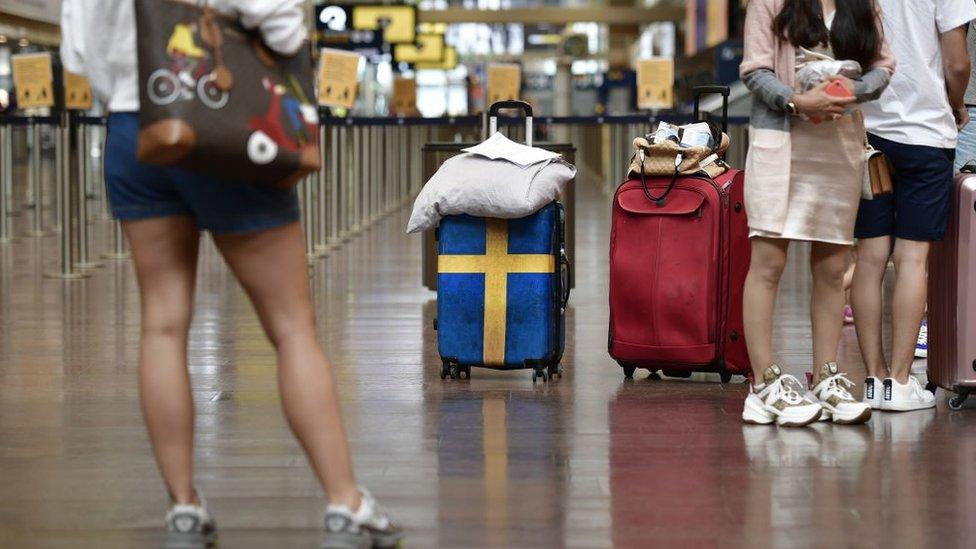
[689,173,729,356]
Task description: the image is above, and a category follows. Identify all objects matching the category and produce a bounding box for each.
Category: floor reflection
[609,378,975,548]
[430,390,567,548]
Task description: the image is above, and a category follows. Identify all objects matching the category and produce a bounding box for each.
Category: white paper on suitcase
[407,133,576,234]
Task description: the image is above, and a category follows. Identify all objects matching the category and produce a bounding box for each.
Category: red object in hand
[825,78,853,98]
[808,79,854,124]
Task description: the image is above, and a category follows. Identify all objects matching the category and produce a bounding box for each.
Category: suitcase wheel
[720,372,733,384]
[530,361,560,383]
[662,369,693,379]
[948,389,970,411]
[618,363,637,380]
[440,360,468,380]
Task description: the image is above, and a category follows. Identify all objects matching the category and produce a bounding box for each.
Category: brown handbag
[864,148,894,199]
[626,125,731,206]
[628,130,731,180]
[135,0,320,188]
[855,110,893,199]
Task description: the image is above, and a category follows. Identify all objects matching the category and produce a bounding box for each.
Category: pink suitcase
[927,171,976,409]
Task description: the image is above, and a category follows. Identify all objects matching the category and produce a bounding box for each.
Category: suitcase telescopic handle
[693,85,730,135]
[488,100,533,147]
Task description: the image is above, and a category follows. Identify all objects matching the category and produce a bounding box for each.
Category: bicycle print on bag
[135,0,320,188]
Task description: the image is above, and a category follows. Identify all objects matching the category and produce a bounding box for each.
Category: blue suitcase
[436,202,569,382]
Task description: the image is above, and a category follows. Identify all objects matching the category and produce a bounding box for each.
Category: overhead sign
[393,34,445,64]
[391,77,417,116]
[11,52,55,109]
[318,48,362,109]
[351,5,416,44]
[315,4,383,55]
[63,72,94,110]
[685,0,729,56]
[486,63,521,104]
[415,46,458,71]
[636,58,673,110]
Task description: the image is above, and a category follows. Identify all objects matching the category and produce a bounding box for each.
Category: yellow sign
[415,47,458,71]
[63,72,93,110]
[393,34,445,64]
[636,58,674,110]
[437,219,554,366]
[352,5,416,44]
[11,52,54,109]
[391,77,417,116]
[318,48,362,109]
[486,64,521,105]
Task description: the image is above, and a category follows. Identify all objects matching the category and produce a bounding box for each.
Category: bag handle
[637,148,682,206]
[693,85,730,135]
[487,100,533,146]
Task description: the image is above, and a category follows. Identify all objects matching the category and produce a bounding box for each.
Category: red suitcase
[608,86,751,381]
[927,170,976,410]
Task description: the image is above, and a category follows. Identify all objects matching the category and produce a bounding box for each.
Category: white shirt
[863,0,976,148]
[60,0,307,112]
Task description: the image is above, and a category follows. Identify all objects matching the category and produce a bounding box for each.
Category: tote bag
[135,0,320,187]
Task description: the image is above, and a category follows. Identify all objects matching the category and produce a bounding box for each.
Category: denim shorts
[854,133,954,242]
[104,112,300,234]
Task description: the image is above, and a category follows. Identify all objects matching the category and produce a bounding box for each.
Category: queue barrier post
[28,121,46,237]
[46,112,88,279]
[75,120,101,270]
[0,124,12,243]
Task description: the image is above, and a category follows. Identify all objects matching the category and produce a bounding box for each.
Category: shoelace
[773,375,808,404]
[822,373,855,401]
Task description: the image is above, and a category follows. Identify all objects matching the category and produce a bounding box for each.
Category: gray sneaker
[322,488,404,549]
[164,500,217,548]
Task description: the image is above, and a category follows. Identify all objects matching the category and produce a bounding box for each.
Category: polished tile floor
[0,181,973,549]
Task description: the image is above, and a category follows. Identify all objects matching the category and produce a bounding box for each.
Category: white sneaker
[810,363,872,424]
[164,497,217,548]
[742,364,823,427]
[862,376,882,410]
[881,376,936,412]
[322,488,404,549]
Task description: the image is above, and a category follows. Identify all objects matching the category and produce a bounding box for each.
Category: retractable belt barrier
[0,113,750,280]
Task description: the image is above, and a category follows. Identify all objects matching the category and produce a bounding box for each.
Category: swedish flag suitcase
[435,202,569,382]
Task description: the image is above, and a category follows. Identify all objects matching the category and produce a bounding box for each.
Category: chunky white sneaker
[810,363,872,424]
[322,488,404,549]
[742,364,823,427]
[881,376,936,412]
[862,376,882,410]
[164,499,217,548]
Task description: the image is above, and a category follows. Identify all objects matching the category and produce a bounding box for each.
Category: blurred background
[0,0,749,118]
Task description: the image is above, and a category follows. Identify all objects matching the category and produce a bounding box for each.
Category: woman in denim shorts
[61,2,402,547]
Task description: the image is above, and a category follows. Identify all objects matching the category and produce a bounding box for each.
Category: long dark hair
[773,0,881,69]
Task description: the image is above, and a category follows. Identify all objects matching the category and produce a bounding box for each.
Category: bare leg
[743,237,790,380]
[851,236,893,379]
[889,238,930,383]
[810,242,851,383]
[124,216,201,505]
[843,248,856,306]
[212,222,360,508]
